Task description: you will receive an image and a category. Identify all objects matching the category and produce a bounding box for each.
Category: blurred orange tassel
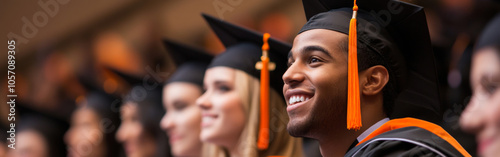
[257,33,271,150]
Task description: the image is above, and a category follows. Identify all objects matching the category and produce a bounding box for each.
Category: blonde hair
[202,69,302,157]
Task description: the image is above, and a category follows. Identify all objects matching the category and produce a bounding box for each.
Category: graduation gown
[345,118,471,157]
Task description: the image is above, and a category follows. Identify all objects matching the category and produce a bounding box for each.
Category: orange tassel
[257,33,271,150]
[347,2,362,131]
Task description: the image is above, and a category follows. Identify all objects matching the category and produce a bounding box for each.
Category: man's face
[283,29,349,137]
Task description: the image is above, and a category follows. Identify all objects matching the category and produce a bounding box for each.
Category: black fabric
[167,62,208,87]
[345,127,464,157]
[107,67,156,88]
[163,39,212,87]
[208,43,262,79]
[202,13,290,97]
[475,13,500,50]
[347,140,359,154]
[299,0,442,123]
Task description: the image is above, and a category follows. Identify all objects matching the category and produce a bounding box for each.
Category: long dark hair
[84,91,124,157]
[125,86,172,157]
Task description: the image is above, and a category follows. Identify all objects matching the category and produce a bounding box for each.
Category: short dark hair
[339,37,397,116]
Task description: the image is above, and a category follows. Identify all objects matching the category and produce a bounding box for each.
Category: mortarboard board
[202,13,291,150]
[104,67,162,104]
[163,39,213,87]
[107,67,145,86]
[299,0,442,129]
[76,73,122,121]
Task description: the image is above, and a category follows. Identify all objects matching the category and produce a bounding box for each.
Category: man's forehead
[290,29,348,57]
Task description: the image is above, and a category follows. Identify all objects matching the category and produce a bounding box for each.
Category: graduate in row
[159,14,304,156]
[460,13,500,157]
[160,39,213,157]
[283,0,471,156]
[65,77,124,157]
[111,68,171,157]
[195,14,303,157]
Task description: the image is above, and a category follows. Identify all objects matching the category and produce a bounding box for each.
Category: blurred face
[460,48,500,157]
[160,82,203,156]
[283,29,349,137]
[196,67,246,149]
[65,108,106,157]
[8,130,47,157]
[116,102,156,157]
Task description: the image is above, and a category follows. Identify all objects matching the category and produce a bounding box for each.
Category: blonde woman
[196,14,302,157]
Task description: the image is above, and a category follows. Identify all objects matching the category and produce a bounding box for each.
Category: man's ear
[359,65,389,96]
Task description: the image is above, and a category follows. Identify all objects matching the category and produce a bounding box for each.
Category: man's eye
[309,57,322,64]
[287,59,294,68]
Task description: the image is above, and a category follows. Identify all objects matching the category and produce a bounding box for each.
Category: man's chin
[287,118,312,137]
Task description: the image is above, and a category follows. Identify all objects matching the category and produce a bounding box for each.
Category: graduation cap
[163,39,213,87]
[76,73,122,123]
[103,67,160,105]
[202,13,291,150]
[475,13,500,50]
[202,13,290,96]
[299,0,442,130]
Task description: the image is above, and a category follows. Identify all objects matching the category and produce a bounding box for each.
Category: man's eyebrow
[302,45,332,58]
[287,45,334,62]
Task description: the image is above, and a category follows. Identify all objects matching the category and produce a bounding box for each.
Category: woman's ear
[360,65,389,96]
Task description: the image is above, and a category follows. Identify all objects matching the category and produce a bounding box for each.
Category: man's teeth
[289,95,311,105]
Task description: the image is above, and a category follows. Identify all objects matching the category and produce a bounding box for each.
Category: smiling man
[283,0,470,156]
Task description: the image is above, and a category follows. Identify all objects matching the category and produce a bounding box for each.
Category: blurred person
[8,104,69,157]
[283,0,470,156]
[65,78,123,157]
[196,14,302,157]
[160,40,213,157]
[110,69,171,157]
[460,14,500,157]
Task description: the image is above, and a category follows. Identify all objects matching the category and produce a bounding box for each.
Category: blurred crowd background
[1,0,500,156]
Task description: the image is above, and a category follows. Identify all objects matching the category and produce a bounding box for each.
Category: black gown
[345,118,471,157]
